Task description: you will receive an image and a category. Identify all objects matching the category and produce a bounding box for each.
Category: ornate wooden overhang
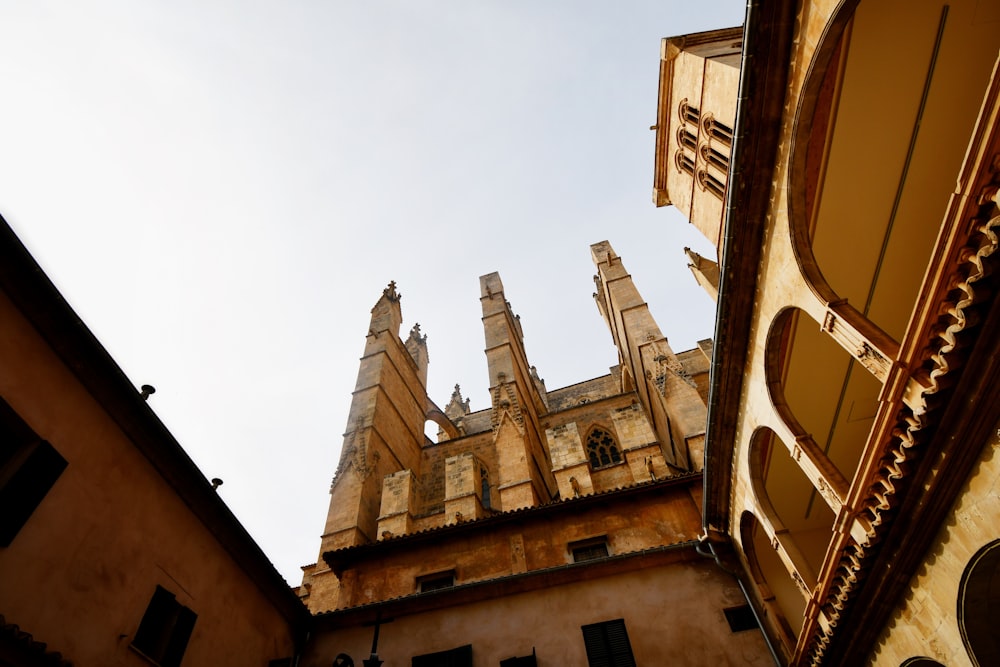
[803,60,1000,667]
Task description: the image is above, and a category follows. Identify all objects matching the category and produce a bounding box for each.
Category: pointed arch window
[586,427,622,469]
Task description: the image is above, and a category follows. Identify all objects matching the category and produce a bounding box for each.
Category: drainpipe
[703,0,760,531]
[696,534,782,667]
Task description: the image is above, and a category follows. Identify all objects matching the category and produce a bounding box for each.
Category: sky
[0,1,744,585]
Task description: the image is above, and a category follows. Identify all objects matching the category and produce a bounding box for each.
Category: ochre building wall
[0,289,298,666]
[303,558,771,667]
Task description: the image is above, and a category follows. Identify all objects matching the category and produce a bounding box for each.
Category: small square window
[723,604,759,632]
[571,538,609,563]
[417,571,455,593]
[131,586,197,667]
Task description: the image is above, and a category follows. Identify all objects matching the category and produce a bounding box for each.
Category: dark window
[697,169,727,200]
[704,116,734,146]
[572,541,610,563]
[480,464,491,511]
[678,98,700,126]
[586,428,621,469]
[676,126,697,151]
[0,397,68,547]
[418,571,455,593]
[899,659,946,667]
[131,586,197,667]
[581,619,635,667]
[674,150,695,176]
[412,644,472,667]
[699,143,730,173]
[723,605,759,632]
[499,648,536,666]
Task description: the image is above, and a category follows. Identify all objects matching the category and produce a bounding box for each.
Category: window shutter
[582,619,635,667]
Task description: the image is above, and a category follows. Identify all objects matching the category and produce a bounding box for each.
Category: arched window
[899,659,945,667]
[959,539,1000,666]
[678,98,700,126]
[586,427,622,468]
[676,126,697,151]
[675,149,695,175]
[696,168,726,199]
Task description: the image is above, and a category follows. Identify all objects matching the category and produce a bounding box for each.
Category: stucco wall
[303,557,772,667]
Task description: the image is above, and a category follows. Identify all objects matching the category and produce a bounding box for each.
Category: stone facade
[662,2,1000,666]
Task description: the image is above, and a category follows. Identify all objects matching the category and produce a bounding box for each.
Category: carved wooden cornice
[801,64,1000,665]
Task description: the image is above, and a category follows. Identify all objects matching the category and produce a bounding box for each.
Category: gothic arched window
[586,427,622,469]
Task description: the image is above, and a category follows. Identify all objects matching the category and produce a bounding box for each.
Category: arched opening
[959,539,1000,666]
[424,408,460,444]
[766,307,880,489]
[789,0,1000,342]
[748,427,834,585]
[740,511,804,646]
[899,659,945,667]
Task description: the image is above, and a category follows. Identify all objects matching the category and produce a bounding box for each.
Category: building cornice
[703,0,798,534]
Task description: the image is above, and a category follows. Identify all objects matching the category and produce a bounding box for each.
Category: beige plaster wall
[302,558,772,667]
[0,291,297,665]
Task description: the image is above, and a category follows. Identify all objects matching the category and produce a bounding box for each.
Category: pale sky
[0,1,743,585]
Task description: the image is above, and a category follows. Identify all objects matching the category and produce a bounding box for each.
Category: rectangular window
[412,643,472,667]
[131,586,197,667]
[581,619,635,667]
[723,605,759,632]
[418,570,455,593]
[571,539,609,563]
[0,397,68,547]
